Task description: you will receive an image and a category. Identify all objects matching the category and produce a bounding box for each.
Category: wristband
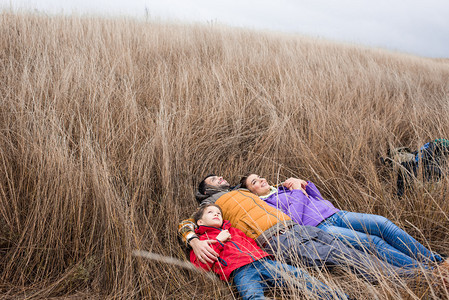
[187,236,199,244]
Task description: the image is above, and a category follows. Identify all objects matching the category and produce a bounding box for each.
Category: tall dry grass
[1,11,449,299]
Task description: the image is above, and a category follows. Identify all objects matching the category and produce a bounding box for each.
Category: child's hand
[216,230,231,242]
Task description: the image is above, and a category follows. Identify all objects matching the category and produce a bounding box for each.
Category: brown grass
[1,11,449,299]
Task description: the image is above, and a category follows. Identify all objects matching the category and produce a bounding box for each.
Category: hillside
[1,12,449,299]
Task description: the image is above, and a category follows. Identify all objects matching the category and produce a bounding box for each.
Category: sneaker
[434,258,449,287]
[440,258,449,272]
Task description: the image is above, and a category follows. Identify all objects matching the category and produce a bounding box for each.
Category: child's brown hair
[192,203,223,224]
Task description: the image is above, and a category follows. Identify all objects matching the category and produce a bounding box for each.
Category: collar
[195,220,231,234]
[259,186,279,199]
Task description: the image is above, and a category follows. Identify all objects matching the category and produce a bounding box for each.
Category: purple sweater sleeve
[304,181,324,199]
[264,188,307,223]
[264,183,339,227]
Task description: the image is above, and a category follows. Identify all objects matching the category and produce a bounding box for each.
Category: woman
[240,174,447,270]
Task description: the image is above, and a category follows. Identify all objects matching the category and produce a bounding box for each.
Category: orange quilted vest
[215,190,291,240]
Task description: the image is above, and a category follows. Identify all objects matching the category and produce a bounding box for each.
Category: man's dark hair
[198,174,216,195]
[192,203,223,224]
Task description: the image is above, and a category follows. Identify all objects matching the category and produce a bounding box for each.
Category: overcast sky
[4,0,449,58]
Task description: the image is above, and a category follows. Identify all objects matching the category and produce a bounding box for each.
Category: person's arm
[283,178,308,196]
[304,181,326,199]
[190,237,225,271]
[178,218,199,246]
[178,217,219,264]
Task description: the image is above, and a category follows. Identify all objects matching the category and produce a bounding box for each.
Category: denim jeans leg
[258,259,348,300]
[319,211,443,268]
[232,262,267,300]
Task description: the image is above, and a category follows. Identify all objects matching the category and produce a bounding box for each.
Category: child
[189,203,348,300]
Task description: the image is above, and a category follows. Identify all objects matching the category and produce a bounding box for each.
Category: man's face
[204,176,229,188]
[197,205,223,227]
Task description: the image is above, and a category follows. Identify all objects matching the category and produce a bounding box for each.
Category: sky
[4,0,449,58]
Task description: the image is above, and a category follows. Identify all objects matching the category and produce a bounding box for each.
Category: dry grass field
[1,11,449,299]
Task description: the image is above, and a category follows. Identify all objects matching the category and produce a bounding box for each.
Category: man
[180,175,235,263]
[179,174,412,282]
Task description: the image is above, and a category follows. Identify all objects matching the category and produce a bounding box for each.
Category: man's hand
[190,238,219,264]
[216,230,231,242]
[283,178,308,196]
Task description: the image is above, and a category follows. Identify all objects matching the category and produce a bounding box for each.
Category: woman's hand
[283,178,308,196]
[216,230,231,242]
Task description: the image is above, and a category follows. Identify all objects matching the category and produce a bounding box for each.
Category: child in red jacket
[189,203,347,300]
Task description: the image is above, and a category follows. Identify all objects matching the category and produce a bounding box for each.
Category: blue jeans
[317,211,443,268]
[232,258,347,300]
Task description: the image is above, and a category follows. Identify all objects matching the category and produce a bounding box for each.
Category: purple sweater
[262,182,339,227]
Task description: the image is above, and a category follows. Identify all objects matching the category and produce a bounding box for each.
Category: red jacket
[190,220,271,281]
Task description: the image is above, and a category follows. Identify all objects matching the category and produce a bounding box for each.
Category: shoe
[434,258,449,287]
[440,258,449,272]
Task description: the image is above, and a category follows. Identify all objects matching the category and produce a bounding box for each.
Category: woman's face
[245,174,271,196]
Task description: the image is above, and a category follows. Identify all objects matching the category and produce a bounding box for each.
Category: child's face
[197,206,223,227]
